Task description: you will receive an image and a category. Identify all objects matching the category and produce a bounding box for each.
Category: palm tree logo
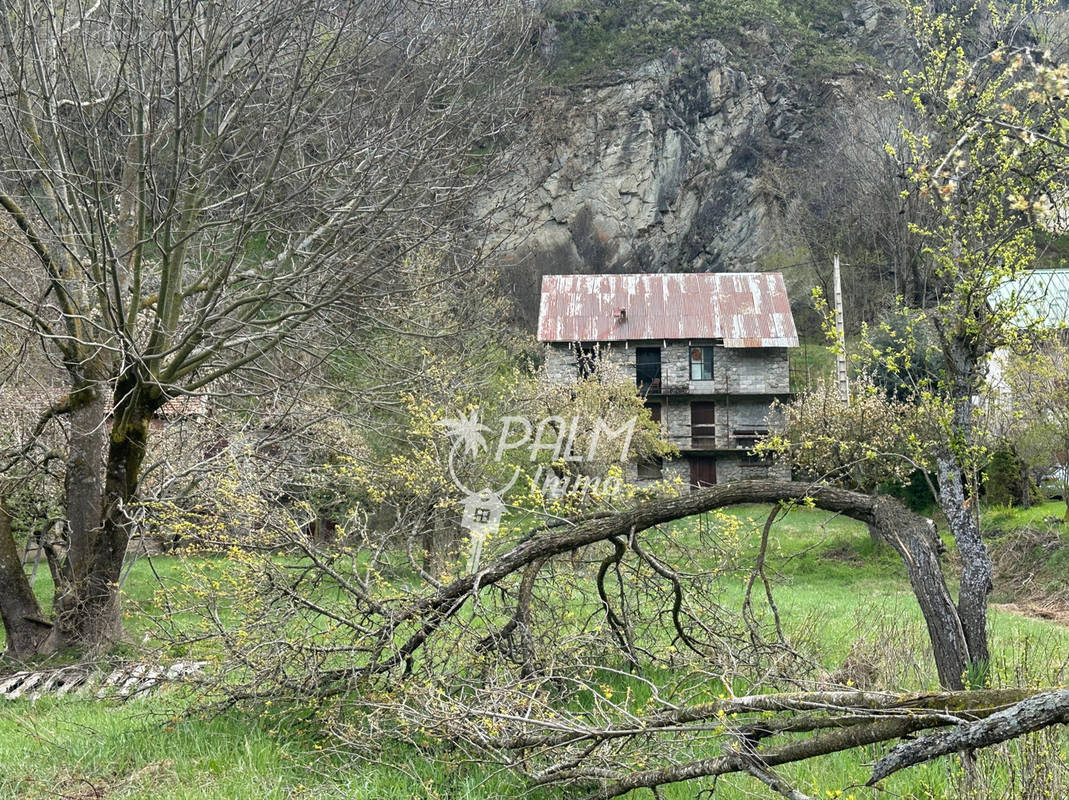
[436,409,491,457]
[436,409,520,500]
[436,409,522,573]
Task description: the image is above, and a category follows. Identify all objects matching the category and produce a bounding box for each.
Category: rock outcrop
[486,2,903,327]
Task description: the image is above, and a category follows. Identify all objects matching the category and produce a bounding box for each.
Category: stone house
[537,272,797,486]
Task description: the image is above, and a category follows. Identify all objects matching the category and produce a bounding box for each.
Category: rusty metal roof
[537,273,799,348]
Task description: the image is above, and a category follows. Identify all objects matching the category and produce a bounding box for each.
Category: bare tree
[0,0,532,653]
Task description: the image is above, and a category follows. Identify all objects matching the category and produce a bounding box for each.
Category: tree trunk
[53,383,113,649]
[424,507,461,579]
[54,388,151,650]
[936,454,993,678]
[871,497,968,689]
[930,349,994,682]
[62,384,106,580]
[870,688,1069,783]
[0,500,55,659]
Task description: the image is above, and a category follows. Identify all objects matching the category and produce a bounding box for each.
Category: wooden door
[691,402,716,448]
[689,456,717,487]
[644,401,662,423]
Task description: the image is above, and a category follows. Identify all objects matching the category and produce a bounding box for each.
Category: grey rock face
[496,44,775,278]
[489,41,849,325]
[483,6,911,329]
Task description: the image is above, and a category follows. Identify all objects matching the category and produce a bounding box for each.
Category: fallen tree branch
[869,688,1069,784]
[578,700,1030,800]
[498,687,1034,751]
[744,763,814,800]
[362,480,969,689]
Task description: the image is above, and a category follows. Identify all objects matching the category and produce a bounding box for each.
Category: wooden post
[834,255,850,404]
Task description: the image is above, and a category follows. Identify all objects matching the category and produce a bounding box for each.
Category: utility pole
[834,254,850,404]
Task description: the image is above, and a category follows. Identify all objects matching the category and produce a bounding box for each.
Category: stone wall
[543,341,791,487]
[723,347,789,394]
[544,343,579,385]
[633,454,790,485]
[662,458,691,486]
[544,342,789,395]
[653,397,782,451]
[714,454,790,482]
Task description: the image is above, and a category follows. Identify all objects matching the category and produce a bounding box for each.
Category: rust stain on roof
[537,272,799,348]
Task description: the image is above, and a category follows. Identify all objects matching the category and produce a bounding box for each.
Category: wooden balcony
[659,427,769,452]
[638,378,790,397]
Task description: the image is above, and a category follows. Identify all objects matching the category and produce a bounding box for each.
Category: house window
[637,456,663,480]
[636,347,661,392]
[690,346,714,381]
[576,344,598,378]
[733,427,769,450]
[473,507,492,524]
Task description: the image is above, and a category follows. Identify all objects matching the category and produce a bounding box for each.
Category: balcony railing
[637,381,791,396]
[656,427,770,452]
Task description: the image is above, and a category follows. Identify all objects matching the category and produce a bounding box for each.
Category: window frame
[689,345,714,381]
[636,455,664,480]
[636,346,662,391]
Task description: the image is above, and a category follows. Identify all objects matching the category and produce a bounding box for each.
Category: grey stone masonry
[544,344,579,385]
[543,342,635,385]
[714,456,791,482]
[544,342,789,396]
[723,347,789,395]
[632,454,789,485]
[543,340,791,486]
[649,396,783,452]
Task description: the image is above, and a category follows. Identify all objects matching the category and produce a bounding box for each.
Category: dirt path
[993,601,1069,627]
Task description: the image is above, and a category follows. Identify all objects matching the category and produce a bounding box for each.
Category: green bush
[880,469,936,513]
[983,448,1033,508]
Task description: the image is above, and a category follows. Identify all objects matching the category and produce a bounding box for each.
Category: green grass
[0,697,310,800]
[0,693,549,800]
[669,504,1069,675]
[982,499,1067,531]
[1,502,1067,799]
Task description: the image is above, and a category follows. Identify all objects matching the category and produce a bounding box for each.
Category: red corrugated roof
[537,273,799,348]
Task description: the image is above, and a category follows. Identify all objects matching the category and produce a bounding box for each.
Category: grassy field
[0,502,1067,799]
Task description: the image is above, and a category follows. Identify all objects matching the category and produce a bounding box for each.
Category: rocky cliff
[489,1,905,328]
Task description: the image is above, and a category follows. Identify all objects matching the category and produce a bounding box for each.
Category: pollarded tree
[0,0,533,653]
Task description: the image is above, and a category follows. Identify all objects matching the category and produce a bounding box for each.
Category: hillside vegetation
[544,0,870,83]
